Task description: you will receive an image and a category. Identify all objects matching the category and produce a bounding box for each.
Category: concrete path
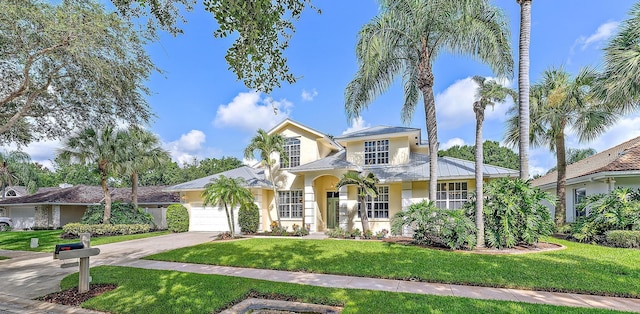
[120,259,640,313]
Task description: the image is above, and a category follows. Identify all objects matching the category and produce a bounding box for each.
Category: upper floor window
[357,186,390,218]
[278,190,303,218]
[280,137,300,168]
[364,139,389,165]
[436,182,468,209]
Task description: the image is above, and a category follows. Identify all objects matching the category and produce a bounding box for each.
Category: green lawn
[60,266,628,314]
[146,237,640,298]
[0,230,171,252]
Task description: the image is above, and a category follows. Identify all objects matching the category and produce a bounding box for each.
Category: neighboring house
[0,185,179,229]
[166,119,518,233]
[531,136,640,223]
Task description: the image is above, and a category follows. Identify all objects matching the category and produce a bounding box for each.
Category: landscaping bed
[37,284,118,306]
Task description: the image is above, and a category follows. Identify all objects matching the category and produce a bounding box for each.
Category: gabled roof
[164,166,272,192]
[288,151,360,173]
[531,136,640,188]
[334,126,421,141]
[0,185,179,206]
[267,118,343,150]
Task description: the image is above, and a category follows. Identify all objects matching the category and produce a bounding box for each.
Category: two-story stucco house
[165,119,518,233]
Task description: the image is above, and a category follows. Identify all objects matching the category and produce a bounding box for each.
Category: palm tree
[471,76,516,247]
[546,147,597,174]
[345,0,513,201]
[505,68,617,226]
[244,129,287,226]
[202,175,254,236]
[0,151,37,198]
[119,128,170,210]
[516,0,532,180]
[58,127,125,224]
[335,171,379,232]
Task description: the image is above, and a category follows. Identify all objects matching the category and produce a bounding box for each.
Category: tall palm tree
[58,127,125,224]
[345,0,513,201]
[202,175,254,236]
[516,0,532,180]
[545,147,597,174]
[471,76,516,247]
[119,128,170,210]
[335,171,379,232]
[244,129,287,226]
[505,68,617,226]
[0,151,37,198]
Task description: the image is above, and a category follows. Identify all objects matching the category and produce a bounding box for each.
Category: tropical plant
[438,140,520,170]
[516,0,532,180]
[244,129,287,226]
[0,151,37,198]
[167,204,189,233]
[471,76,517,247]
[118,128,170,210]
[392,200,477,250]
[238,202,260,234]
[545,147,597,174]
[572,187,640,243]
[202,175,254,236]
[335,171,379,232]
[81,202,154,226]
[505,67,617,226]
[58,127,126,224]
[345,0,512,201]
[464,178,554,249]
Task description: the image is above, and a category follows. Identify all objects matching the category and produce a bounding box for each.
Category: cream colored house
[166,119,518,233]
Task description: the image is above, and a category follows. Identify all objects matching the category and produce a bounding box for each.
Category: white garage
[189,204,240,232]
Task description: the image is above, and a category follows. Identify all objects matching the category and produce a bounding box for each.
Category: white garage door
[189,205,240,232]
[10,207,35,230]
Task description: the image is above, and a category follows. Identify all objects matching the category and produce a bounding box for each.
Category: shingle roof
[0,185,179,205]
[164,166,272,191]
[288,151,361,173]
[531,136,640,187]
[334,126,420,140]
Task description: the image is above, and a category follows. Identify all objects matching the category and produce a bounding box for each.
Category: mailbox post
[53,232,100,293]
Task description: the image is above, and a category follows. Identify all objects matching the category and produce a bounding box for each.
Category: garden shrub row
[82,202,155,226]
[605,230,640,248]
[63,223,150,237]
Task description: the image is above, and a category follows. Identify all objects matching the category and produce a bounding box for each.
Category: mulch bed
[383,236,564,254]
[36,284,117,307]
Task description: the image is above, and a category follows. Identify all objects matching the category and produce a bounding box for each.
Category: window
[278,190,303,218]
[357,186,390,218]
[364,140,389,165]
[280,137,300,168]
[436,182,468,209]
[574,188,586,219]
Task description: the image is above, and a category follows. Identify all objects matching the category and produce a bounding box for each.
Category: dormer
[334,126,428,166]
[267,119,342,168]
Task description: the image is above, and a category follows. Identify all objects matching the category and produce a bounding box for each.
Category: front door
[326,192,340,229]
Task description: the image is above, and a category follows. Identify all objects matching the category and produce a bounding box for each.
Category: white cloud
[581,21,619,50]
[342,117,370,134]
[1,139,60,170]
[214,91,292,131]
[301,88,318,101]
[163,130,207,165]
[440,137,466,150]
[436,77,514,129]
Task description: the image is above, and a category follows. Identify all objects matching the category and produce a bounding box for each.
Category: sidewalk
[119,259,640,313]
[0,293,103,314]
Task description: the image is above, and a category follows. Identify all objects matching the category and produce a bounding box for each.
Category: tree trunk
[100,176,111,224]
[417,43,439,201]
[474,102,485,248]
[359,195,370,232]
[230,206,237,237]
[224,203,234,236]
[268,164,282,226]
[131,171,139,211]
[555,130,567,226]
[517,0,532,180]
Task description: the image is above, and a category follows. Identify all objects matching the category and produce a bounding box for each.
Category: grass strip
[0,230,171,252]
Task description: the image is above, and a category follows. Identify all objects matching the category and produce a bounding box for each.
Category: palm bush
[392,200,477,250]
[238,202,260,234]
[464,178,554,248]
[572,187,640,243]
[166,204,189,233]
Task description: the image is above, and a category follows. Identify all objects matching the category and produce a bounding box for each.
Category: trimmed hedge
[81,202,155,225]
[63,223,150,236]
[605,230,640,248]
[238,202,259,233]
[167,204,189,233]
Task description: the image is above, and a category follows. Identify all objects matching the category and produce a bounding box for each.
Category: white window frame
[574,188,587,219]
[364,139,389,165]
[436,182,468,209]
[280,137,300,168]
[278,190,303,218]
[357,186,390,219]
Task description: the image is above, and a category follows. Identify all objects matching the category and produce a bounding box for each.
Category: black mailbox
[54,242,84,259]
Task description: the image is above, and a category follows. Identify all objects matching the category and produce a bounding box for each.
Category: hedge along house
[166,119,518,234]
[532,136,640,223]
[0,185,179,229]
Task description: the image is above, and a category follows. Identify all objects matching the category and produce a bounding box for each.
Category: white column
[253,189,263,232]
[339,186,348,229]
[304,176,316,231]
[53,205,61,229]
[401,181,414,237]
[608,178,616,192]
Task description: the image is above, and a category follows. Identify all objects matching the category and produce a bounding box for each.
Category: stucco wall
[60,205,87,226]
[345,136,410,166]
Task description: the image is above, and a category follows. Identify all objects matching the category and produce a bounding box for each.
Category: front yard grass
[61,265,628,314]
[0,229,171,252]
[146,237,640,298]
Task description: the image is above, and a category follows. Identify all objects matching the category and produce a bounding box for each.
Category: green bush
[238,202,259,234]
[326,227,347,238]
[572,188,640,243]
[392,200,477,250]
[363,229,373,239]
[63,223,150,236]
[167,204,189,233]
[351,228,362,238]
[605,230,640,248]
[81,202,155,225]
[464,178,554,249]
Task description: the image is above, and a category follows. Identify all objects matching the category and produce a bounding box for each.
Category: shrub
[216,232,233,240]
[572,188,640,242]
[375,229,388,239]
[293,227,309,237]
[167,204,189,233]
[605,230,640,248]
[464,178,554,249]
[326,227,347,238]
[392,200,477,250]
[271,225,288,236]
[351,228,362,238]
[81,202,155,226]
[63,223,150,237]
[363,229,373,239]
[238,202,259,233]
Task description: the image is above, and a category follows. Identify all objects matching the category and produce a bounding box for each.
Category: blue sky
[15,0,640,176]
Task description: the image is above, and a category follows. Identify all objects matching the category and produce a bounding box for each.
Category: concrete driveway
[0,232,218,299]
